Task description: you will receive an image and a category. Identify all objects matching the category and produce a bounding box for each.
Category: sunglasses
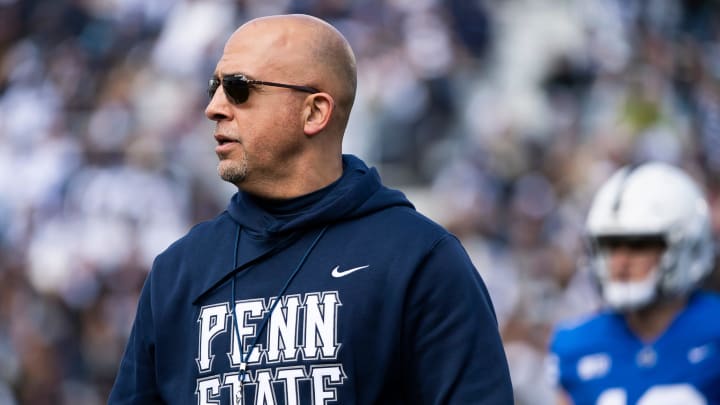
[208,74,320,104]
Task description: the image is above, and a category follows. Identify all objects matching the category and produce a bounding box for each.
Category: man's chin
[217,161,247,184]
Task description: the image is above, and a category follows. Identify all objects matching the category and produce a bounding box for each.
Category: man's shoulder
[551,310,618,356]
[361,203,450,238]
[681,290,720,334]
[155,211,234,262]
[343,204,462,259]
[146,211,237,303]
[690,290,720,309]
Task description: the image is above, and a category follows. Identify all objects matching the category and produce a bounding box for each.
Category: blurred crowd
[1,0,720,403]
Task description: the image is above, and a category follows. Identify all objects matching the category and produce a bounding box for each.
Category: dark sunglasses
[208,74,320,104]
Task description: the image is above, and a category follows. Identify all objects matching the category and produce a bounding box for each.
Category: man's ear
[303,93,334,136]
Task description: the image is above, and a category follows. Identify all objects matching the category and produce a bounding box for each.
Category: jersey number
[597,384,706,405]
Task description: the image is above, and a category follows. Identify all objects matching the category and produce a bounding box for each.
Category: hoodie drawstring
[229,225,329,401]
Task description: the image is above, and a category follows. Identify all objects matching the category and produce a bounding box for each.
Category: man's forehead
[214,47,283,79]
[216,31,310,78]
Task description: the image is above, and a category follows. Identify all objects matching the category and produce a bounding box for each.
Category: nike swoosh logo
[331,265,370,278]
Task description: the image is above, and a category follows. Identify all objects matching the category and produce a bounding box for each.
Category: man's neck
[624,296,687,342]
[239,154,343,199]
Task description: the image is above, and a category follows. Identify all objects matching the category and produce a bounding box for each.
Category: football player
[550,162,720,405]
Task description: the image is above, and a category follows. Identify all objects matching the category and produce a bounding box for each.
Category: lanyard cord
[230,225,329,385]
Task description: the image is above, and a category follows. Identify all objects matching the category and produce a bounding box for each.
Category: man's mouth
[214,134,240,155]
[214,134,238,145]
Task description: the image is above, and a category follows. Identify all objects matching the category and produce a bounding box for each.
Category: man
[550,162,720,405]
[109,14,513,404]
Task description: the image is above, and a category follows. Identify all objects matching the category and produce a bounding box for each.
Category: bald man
[110,14,513,405]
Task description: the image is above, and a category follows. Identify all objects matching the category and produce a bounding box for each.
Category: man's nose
[608,247,632,278]
[205,88,232,121]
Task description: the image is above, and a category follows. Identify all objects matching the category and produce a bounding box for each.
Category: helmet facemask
[590,234,666,311]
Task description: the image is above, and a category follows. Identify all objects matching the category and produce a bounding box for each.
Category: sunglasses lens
[208,79,220,99]
[208,77,251,104]
[224,77,250,104]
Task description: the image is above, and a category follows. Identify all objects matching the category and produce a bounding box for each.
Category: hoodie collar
[225,154,411,238]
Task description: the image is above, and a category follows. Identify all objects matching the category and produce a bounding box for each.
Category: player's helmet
[586,162,714,310]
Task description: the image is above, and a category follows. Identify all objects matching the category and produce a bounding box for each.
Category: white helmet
[586,162,714,310]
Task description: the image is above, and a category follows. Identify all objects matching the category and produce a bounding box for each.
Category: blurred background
[1,0,720,403]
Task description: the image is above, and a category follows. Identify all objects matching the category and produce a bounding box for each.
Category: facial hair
[218,153,248,185]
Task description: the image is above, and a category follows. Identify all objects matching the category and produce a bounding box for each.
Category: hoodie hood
[226,154,413,238]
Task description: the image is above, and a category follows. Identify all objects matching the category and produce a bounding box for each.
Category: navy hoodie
[110,155,513,404]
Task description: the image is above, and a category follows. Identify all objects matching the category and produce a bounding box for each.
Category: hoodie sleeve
[401,234,514,404]
[109,268,164,404]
